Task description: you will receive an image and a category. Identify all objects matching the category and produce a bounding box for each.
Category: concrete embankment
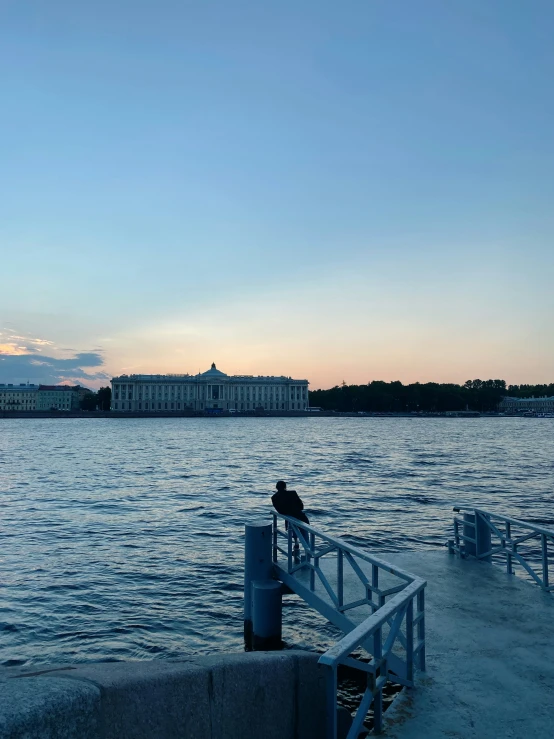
[0,651,326,739]
[0,411,335,419]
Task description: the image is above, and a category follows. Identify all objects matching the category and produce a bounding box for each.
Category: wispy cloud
[0,330,55,356]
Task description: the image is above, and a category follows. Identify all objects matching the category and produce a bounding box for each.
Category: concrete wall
[0,651,327,739]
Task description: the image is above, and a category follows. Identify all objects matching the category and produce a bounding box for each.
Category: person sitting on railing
[271,480,309,526]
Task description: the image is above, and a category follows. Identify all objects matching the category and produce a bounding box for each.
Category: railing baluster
[337,549,344,608]
[287,526,293,572]
[542,533,549,590]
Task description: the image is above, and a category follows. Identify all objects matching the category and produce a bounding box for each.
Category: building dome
[201,362,228,378]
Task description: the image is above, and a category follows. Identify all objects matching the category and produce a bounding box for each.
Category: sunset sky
[2,0,553,390]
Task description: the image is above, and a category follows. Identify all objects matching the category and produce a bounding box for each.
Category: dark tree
[80,392,98,411]
[97,386,111,411]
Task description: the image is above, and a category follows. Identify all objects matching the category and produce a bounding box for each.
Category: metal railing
[448,506,554,592]
[272,513,426,737]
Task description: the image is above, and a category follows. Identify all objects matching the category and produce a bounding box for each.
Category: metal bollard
[251,580,282,650]
[244,521,273,649]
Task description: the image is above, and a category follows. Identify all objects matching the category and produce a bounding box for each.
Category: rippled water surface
[1,417,553,666]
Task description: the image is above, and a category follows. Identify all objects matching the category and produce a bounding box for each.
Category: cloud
[0,351,110,388]
[0,330,55,356]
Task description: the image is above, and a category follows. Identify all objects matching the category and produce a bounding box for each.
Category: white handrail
[319,579,425,668]
[273,512,418,583]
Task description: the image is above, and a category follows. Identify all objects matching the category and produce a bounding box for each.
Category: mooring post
[463,512,477,557]
[252,580,282,650]
[475,511,492,562]
[244,521,273,649]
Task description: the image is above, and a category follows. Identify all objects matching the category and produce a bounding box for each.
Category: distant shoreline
[0,410,514,420]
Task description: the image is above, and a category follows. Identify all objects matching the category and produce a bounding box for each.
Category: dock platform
[337,550,554,738]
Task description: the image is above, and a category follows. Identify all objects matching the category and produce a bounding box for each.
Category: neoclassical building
[111,363,309,412]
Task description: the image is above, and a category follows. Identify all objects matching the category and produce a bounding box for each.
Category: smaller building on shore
[499,396,554,413]
[36,385,83,412]
[0,384,93,412]
[0,384,39,411]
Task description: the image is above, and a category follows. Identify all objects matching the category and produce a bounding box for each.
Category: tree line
[80,386,112,411]
[308,380,554,414]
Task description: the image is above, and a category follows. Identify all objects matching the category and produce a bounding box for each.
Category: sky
[1,0,553,390]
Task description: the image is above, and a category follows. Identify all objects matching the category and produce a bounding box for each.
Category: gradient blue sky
[1,0,553,389]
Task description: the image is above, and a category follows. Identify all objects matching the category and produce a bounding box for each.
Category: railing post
[372,564,379,608]
[475,511,492,562]
[337,549,344,608]
[406,598,414,683]
[244,520,273,649]
[454,517,460,554]
[272,513,278,562]
[541,534,549,590]
[309,532,315,591]
[325,666,338,739]
[505,522,513,575]
[373,626,383,733]
[417,589,426,671]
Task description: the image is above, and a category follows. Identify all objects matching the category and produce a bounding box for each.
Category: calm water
[1,417,553,667]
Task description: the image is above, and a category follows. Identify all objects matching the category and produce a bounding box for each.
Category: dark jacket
[271,489,309,524]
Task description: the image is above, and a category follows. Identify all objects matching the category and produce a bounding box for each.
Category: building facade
[111,363,309,412]
[36,385,82,411]
[499,396,554,413]
[0,384,39,411]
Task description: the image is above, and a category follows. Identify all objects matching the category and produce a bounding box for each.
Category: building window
[165,402,168,409]
[158,402,161,410]
[171,402,174,409]
[138,402,142,409]
[145,402,149,410]
[177,402,180,409]
[114,402,118,410]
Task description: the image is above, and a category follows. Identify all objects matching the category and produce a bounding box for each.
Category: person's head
[276,480,287,492]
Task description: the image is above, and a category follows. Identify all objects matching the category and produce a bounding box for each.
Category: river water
[1,417,552,667]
